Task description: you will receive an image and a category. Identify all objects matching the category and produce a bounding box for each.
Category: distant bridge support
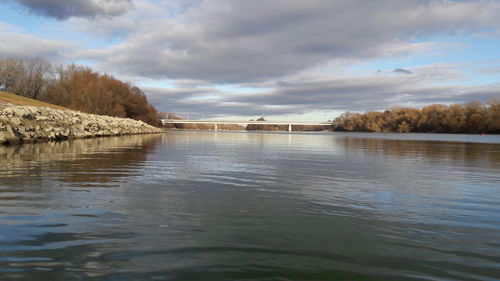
[214,123,218,131]
[288,124,292,132]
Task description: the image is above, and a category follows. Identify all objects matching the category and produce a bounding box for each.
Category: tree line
[0,58,161,126]
[333,100,499,134]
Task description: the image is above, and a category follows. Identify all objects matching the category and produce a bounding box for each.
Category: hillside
[0,91,69,111]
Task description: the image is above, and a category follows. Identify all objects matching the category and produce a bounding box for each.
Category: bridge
[161,119,333,132]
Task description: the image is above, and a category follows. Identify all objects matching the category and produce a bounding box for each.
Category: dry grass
[0,91,69,111]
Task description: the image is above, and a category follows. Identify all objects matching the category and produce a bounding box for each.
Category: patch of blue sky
[184,95,219,101]
[352,34,500,86]
[41,27,122,50]
[138,80,177,89]
[450,35,500,86]
[137,81,272,95]
[0,2,122,50]
[0,2,50,32]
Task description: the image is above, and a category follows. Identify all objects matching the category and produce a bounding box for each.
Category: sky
[1,0,499,121]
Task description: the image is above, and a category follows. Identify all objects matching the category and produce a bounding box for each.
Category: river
[1,131,499,281]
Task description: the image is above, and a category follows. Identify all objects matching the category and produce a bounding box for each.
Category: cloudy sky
[1,0,499,120]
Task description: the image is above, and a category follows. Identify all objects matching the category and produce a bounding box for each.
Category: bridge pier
[288,124,292,132]
[214,123,218,131]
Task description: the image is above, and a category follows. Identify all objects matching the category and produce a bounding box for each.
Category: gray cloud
[393,68,413,75]
[226,72,500,112]
[91,0,500,83]
[144,86,299,117]
[9,0,132,20]
[144,65,500,118]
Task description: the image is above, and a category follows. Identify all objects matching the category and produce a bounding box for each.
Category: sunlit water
[1,131,499,281]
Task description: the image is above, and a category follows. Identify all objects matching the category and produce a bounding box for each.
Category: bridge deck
[161,120,332,126]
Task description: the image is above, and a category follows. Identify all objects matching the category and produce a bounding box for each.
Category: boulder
[0,125,20,144]
[10,117,22,126]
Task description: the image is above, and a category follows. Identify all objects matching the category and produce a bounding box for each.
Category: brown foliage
[333,100,500,134]
[0,58,161,126]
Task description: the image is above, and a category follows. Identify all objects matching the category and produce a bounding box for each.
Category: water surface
[1,131,499,281]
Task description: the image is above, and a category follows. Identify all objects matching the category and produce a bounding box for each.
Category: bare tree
[0,58,23,92]
[0,57,52,100]
[19,58,52,100]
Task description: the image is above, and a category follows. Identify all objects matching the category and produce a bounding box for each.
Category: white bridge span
[161,119,332,132]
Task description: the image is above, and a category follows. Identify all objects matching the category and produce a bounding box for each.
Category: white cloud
[81,0,500,84]
[0,30,72,60]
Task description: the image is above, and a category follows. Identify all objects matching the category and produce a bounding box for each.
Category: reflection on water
[0,135,162,186]
[338,135,500,165]
[0,131,499,281]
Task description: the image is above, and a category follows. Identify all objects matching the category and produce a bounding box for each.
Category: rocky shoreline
[0,102,163,145]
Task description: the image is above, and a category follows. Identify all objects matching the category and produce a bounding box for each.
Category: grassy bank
[0,91,69,110]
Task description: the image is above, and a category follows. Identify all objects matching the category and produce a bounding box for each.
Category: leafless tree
[19,58,52,100]
[0,57,53,100]
[0,58,23,92]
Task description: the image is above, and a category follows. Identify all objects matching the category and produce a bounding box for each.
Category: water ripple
[0,132,499,280]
